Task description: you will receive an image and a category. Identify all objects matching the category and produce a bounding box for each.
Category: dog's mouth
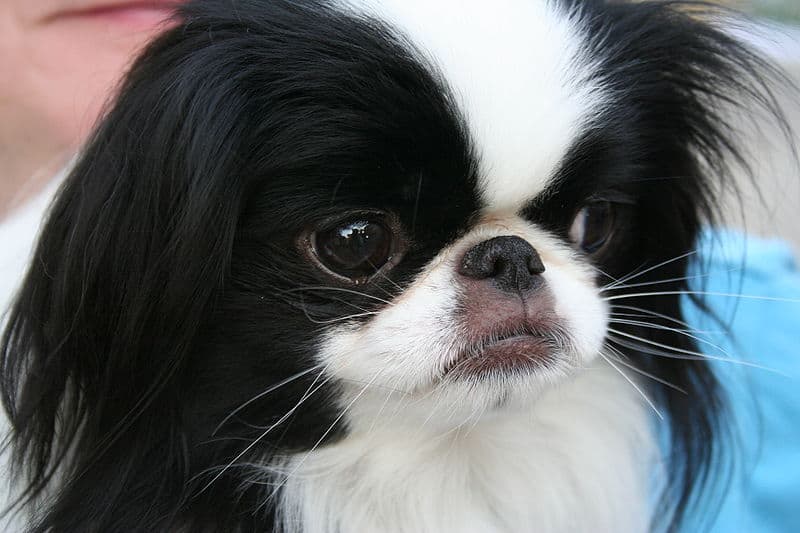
[442,324,562,380]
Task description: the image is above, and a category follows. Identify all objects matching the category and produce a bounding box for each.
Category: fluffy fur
[0,1,785,531]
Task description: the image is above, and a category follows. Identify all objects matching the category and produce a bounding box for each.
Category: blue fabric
[683,230,800,532]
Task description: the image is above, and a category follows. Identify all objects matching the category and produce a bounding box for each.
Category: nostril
[492,257,507,277]
[459,245,495,279]
[458,236,546,294]
[528,253,545,275]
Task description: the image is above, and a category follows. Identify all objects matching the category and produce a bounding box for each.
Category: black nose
[458,236,546,293]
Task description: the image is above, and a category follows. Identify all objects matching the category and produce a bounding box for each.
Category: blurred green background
[734,0,800,23]
[713,0,800,250]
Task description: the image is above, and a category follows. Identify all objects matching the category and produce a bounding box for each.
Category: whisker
[303,311,381,325]
[602,272,713,292]
[282,286,395,306]
[338,378,410,395]
[329,176,345,205]
[366,259,404,293]
[268,369,385,499]
[412,172,423,234]
[603,345,687,394]
[609,304,697,329]
[367,386,399,435]
[602,259,745,296]
[603,250,697,291]
[588,264,623,285]
[461,403,488,439]
[598,350,663,420]
[608,327,735,360]
[212,364,327,436]
[606,334,784,374]
[605,290,800,303]
[385,382,436,430]
[197,363,336,495]
[415,384,450,436]
[607,318,730,354]
[609,313,711,332]
[609,313,719,334]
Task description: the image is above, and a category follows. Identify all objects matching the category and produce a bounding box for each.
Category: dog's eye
[569,201,615,254]
[311,217,396,282]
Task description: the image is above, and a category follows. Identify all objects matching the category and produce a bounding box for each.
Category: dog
[0,0,785,531]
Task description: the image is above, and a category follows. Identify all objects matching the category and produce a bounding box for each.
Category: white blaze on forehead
[342,0,608,212]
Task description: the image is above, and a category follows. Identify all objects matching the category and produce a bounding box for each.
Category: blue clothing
[684,230,800,532]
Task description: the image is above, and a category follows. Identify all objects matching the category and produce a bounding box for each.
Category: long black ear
[0,16,255,530]
[585,3,794,532]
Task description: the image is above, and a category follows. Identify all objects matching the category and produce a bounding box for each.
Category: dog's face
[3,0,774,530]
[186,0,690,438]
[255,0,613,423]
[285,186,608,431]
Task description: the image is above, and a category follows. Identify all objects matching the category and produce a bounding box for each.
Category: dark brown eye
[311,217,396,282]
[569,201,615,254]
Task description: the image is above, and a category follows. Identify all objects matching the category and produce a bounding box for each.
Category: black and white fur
[0,1,784,531]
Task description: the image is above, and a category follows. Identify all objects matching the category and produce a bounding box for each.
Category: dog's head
[1,0,782,530]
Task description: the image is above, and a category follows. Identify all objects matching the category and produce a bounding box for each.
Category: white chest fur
[274,363,656,533]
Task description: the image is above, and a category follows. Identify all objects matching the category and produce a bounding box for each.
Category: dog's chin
[340,341,586,434]
[441,324,566,380]
[439,347,579,407]
[424,320,588,415]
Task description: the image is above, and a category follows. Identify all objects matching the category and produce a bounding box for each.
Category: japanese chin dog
[0,0,787,532]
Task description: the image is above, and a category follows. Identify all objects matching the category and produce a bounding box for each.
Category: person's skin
[0,1,179,219]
